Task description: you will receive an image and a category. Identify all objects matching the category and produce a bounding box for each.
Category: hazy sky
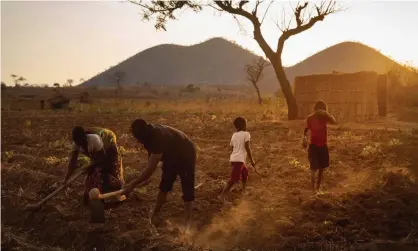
[1,0,418,85]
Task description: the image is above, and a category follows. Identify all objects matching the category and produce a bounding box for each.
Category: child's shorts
[308,144,330,170]
[229,162,248,184]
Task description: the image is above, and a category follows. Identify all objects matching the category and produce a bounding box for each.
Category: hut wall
[294,71,385,122]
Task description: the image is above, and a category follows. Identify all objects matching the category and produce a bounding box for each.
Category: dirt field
[2,98,418,251]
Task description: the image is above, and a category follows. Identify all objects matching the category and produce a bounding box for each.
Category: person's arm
[326,112,337,125]
[315,110,337,125]
[64,151,79,183]
[302,118,310,147]
[245,141,255,166]
[125,153,162,191]
[304,127,309,137]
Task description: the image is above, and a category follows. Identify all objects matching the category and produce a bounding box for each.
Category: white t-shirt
[71,134,104,155]
[230,131,251,163]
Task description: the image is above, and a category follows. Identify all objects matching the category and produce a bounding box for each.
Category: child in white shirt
[219,117,255,200]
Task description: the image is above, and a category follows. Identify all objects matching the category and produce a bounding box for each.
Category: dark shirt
[142,124,196,163]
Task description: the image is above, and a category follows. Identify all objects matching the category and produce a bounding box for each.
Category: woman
[64,126,125,205]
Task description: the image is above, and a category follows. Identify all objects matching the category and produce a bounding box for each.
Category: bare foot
[165,220,174,232]
[241,187,248,195]
[182,223,191,236]
[148,218,159,236]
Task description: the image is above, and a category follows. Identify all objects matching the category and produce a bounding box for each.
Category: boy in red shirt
[303,101,337,194]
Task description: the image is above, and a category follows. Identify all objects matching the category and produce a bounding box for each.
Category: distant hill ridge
[82,37,408,92]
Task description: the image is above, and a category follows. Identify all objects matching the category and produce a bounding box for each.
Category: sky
[1,0,418,86]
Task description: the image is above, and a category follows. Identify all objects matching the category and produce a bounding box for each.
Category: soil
[2,110,418,251]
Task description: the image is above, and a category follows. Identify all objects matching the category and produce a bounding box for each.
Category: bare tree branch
[276,1,341,57]
[295,2,308,27]
[129,0,203,30]
[260,0,274,24]
[245,57,270,105]
[214,1,275,61]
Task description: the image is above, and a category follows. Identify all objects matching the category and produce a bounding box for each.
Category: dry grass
[2,96,418,251]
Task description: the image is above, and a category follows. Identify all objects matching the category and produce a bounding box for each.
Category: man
[125,119,196,233]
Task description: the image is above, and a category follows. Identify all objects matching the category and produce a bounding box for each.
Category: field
[2,94,418,251]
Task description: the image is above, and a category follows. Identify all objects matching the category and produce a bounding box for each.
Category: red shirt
[306,114,329,147]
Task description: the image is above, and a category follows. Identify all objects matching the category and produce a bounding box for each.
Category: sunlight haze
[1,0,418,85]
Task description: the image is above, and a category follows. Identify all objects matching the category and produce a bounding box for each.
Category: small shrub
[2,151,14,162]
[77,155,91,168]
[388,138,403,147]
[360,143,382,157]
[261,108,275,120]
[43,156,62,166]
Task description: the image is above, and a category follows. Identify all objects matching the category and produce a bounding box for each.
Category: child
[219,117,255,200]
[303,100,337,194]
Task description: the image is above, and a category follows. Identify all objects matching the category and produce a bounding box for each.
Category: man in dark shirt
[124,119,196,233]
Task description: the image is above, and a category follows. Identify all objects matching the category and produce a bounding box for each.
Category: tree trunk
[254,84,263,105]
[273,64,298,120]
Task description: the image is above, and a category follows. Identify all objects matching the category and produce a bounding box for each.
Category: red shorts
[229,162,248,184]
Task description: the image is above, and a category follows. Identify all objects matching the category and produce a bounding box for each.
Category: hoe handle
[95,179,151,200]
[24,170,86,211]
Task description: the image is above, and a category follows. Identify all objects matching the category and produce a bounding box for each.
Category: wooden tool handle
[24,169,86,210]
[96,179,150,200]
[98,189,126,200]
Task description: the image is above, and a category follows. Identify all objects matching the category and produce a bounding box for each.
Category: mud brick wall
[294,71,386,122]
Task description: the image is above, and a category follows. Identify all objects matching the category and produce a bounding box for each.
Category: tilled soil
[2,110,418,251]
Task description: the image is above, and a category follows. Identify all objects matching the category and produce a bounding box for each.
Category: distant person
[219,117,255,201]
[64,127,125,206]
[302,100,337,194]
[125,119,197,234]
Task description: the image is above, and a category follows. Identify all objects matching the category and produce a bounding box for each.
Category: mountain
[83,37,262,87]
[269,41,404,87]
[82,38,407,91]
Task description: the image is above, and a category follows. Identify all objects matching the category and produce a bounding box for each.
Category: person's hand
[302,136,309,148]
[123,182,137,195]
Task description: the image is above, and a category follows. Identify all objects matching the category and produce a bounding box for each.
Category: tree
[53,83,61,94]
[1,82,6,90]
[11,74,26,87]
[10,74,18,86]
[115,71,126,85]
[128,0,340,120]
[67,79,74,87]
[79,78,85,84]
[115,71,126,97]
[245,57,270,105]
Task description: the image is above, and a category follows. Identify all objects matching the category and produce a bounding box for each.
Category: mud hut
[47,95,71,110]
[79,91,90,104]
[294,71,387,122]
